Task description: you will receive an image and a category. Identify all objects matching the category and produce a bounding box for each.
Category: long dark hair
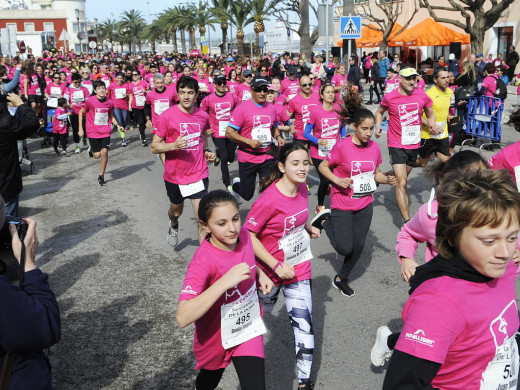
[259,143,309,193]
[337,83,364,126]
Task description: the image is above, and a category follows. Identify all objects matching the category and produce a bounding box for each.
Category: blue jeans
[113,107,128,128]
[4,194,20,217]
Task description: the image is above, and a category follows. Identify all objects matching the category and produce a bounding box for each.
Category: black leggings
[311,157,331,207]
[369,83,381,102]
[213,137,237,187]
[234,159,275,201]
[132,108,147,140]
[53,132,67,151]
[324,204,373,281]
[69,114,86,144]
[195,356,265,390]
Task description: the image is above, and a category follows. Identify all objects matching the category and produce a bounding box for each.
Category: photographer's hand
[7,93,24,107]
[9,218,38,272]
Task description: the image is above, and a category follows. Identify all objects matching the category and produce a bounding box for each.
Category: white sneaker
[371,326,393,367]
[230,177,243,205]
[74,146,80,154]
[167,221,179,247]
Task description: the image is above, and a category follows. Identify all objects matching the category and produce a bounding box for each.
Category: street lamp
[75,8,81,53]
[93,18,98,53]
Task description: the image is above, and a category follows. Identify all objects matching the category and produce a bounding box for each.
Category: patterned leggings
[258,279,314,384]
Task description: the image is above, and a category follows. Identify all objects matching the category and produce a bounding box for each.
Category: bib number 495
[236,313,251,326]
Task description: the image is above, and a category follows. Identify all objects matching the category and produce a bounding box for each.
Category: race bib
[50,87,62,97]
[179,180,205,197]
[72,90,84,102]
[402,125,421,145]
[430,122,446,139]
[514,166,520,192]
[221,284,266,350]
[351,172,377,198]
[242,90,251,102]
[103,79,110,88]
[154,100,169,115]
[115,88,126,99]
[480,335,519,390]
[278,225,313,266]
[135,95,145,107]
[399,103,421,145]
[94,109,109,126]
[47,97,58,108]
[218,121,229,137]
[198,82,207,89]
[84,84,93,94]
[35,88,42,95]
[318,139,336,157]
[288,94,297,100]
[252,126,271,148]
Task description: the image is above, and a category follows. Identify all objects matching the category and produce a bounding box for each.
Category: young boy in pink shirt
[52,97,70,156]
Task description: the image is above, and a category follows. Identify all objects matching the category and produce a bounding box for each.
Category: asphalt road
[17,90,520,390]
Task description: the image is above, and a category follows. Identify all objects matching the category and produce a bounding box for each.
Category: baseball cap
[399,68,419,77]
[449,53,455,60]
[227,56,234,62]
[288,66,297,74]
[267,84,276,91]
[243,69,253,77]
[251,77,269,89]
[477,53,483,58]
[214,75,227,84]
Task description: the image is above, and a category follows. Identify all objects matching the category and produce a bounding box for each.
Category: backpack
[494,77,508,100]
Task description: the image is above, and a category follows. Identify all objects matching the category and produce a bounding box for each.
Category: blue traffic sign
[340,16,362,39]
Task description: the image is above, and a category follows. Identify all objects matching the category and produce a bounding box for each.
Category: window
[497,26,513,59]
[73,23,78,32]
[44,22,54,31]
[24,23,35,32]
[75,44,81,52]
[6,23,17,32]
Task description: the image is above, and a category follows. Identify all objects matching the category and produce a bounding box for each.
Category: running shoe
[54,149,60,156]
[167,221,179,247]
[214,156,221,167]
[306,183,311,195]
[88,146,93,158]
[298,381,314,390]
[142,139,148,147]
[98,175,106,186]
[315,205,325,215]
[60,150,67,156]
[332,275,355,297]
[311,209,331,230]
[107,143,111,149]
[229,178,243,205]
[75,146,81,154]
[227,185,233,193]
[121,140,127,147]
[371,326,393,367]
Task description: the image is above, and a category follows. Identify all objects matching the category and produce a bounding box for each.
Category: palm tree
[98,18,118,51]
[159,6,188,53]
[192,1,220,52]
[120,9,145,53]
[250,0,271,55]
[144,20,162,54]
[211,0,230,54]
[185,5,198,49]
[220,0,253,56]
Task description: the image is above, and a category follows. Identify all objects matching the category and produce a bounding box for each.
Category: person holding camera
[0,93,40,217]
[0,196,61,389]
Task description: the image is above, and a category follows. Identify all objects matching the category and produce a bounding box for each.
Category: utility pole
[342,0,354,65]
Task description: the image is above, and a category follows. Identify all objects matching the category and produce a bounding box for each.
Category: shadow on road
[109,160,156,181]
[49,253,101,298]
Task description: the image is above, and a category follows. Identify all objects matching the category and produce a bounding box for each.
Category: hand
[205,151,216,162]
[334,176,352,189]
[257,270,275,295]
[146,120,153,129]
[129,107,132,112]
[173,134,187,150]
[275,262,295,280]
[249,139,263,149]
[308,226,320,239]
[206,128,214,135]
[290,125,297,135]
[221,263,251,290]
[457,100,467,106]
[430,125,443,135]
[78,129,84,138]
[277,137,286,147]
[9,218,38,272]
[375,127,382,138]
[7,93,23,107]
[318,139,329,146]
[117,125,126,133]
[400,257,419,283]
[386,174,397,186]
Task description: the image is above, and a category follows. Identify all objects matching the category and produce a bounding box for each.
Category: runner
[375,67,438,222]
[316,109,396,296]
[64,73,90,154]
[24,61,45,115]
[280,66,300,102]
[78,80,125,186]
[236,70,253,102]
[488,137,520,191]
[304,83,346,214]
[128,70,150,146]
[150,76,216,246]
[176,189,274,390]
[107,72,130,146]
[330,64,348,103]
[52,97,70,156]
[44,71,66,110]
[383,169,520,390]
[200,75,240,189]
[93,64,115,89]
[225,77,283,203]
[243,143,321,390]
[287,74,320,145]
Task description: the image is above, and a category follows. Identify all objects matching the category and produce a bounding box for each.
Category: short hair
[176,75,199,94]
[435,169,520,258]
[484,62,495,75]
[93,80,106,90]
[58,97,67,107]
[153,72,164,81]
[71,73,81,81]
[433,66,448,79]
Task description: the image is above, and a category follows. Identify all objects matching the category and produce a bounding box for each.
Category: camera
[0,216,28,252]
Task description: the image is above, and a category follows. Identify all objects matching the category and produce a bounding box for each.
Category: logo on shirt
[180,122,201,150]
[321,118,339,138]
[253,115,271,131]
[302,104,317,123]
[398,103,420,127]
[351,161,375,176]
[283,209,307,236]
[404,329,435,347]
[247,217,257,227]
[215,102,232,120]
[180,285,198,296]
[490,300,518,351]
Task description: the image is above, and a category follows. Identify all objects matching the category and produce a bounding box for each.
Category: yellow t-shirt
[421,86,453,140]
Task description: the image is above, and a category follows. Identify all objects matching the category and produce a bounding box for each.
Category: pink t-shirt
[107,82,130,110]
[488,140,520,184]
[81,79,94,95]
[228,80,239,94]
[45,83,66,97]
[228,100,277,164]
[416,79,426,90]
[128,80,149,109]
[395,261,519,390]
[195,76,213,93]
[236,83,252,102]
[274,103,290,124]
[280,78,300,100]
[307,104,343,160]
[482,75,498,98]
[244,181,312,286]
[27,74,42,95]
[64,86,90,115]
[178,227,264,370]
[325,137,382,211]
[145,87,177,132]
[287,92,320,140]
[200,92,239,139]
[331,73,348,101]
[52,107,69,134]
[155,105,210,185]
[380,87,433,149]
[83,96,114,138]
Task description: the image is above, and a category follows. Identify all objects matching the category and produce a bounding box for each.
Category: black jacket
[0,104,39,200]
[347,64,361,86]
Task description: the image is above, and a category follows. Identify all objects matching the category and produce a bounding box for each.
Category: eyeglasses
[254,87,268,93]
[300,83,312,87]
[403,75,417,81]
[244,75,253,78]
[215,82,227,86]
[53,76,60,79]
[132,73,139,76]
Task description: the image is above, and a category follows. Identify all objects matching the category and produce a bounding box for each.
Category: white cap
[449,53,455,60]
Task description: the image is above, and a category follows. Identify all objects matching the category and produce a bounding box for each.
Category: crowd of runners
[2,47,520,390]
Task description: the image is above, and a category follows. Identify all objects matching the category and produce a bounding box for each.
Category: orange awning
[354,23,403,48]
[387,18,471,47]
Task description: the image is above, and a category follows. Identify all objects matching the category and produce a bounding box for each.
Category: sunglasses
[53,77,60,79]
[301,83,312,87]
[132,73,139,76]
[403,75,417,81]
[244,75,253,78]
[215,82,227,86]
[254,87,268,93]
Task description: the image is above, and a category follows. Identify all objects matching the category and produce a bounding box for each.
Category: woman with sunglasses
[44,72,66,109]
[64,73,90,154]
[236,70,253,102]
[107,72,131,147]
[128,71,151,146]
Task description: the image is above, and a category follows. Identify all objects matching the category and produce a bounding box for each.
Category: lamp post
[75,8,81,53]
[93,18,98,53]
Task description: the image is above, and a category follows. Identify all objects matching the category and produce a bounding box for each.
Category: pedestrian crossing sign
[340,16,362,39]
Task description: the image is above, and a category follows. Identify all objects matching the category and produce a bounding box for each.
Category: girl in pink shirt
[107,73,130,146]
[177,190,274,390]
[330,64,348,102]
[244,143,321,390]
[128,72,150,146]
[227,69,240,94]
[52,98,70,156]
